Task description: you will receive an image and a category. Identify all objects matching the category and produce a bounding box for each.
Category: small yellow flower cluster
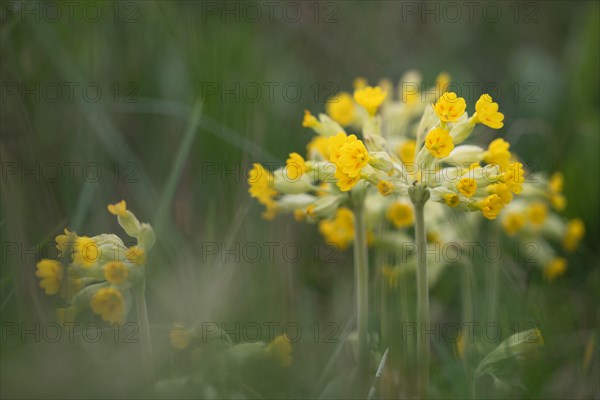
[35,200,155,324]
[497,170,586,281]
[318,207,355,250]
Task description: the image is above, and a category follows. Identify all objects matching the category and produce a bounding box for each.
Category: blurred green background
[1,1,598,398]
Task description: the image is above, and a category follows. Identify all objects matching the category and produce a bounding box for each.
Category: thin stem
[411,185,430,399]
[462,262,474,399]
[353,197,369,375]
[486,228,500,325]
[135,280,154,382]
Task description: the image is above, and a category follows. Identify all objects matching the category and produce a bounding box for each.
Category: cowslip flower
[483,138,512,170]
[543,257,567,281]
[326,92,356,127]
[425,128,454,158]
[267,334,293,367]
[386,202,414,228]
[285,152,309,180]
[354,86,387,116]
[563,218,585,252]
[501,211,526,236]
[457,177,477,197]
[318,207,355,250]
[473,94,504,129]
[336,135,370,178]
[36,201,155,325]
[548,172,567,211]
[247,163,278,219]
[91,287,125,324]
[478,194,504,220]
[397,140,416,165]
[527,202,548,227]
[35,259,64,295]
[302,110,320,128]
[433,92,466,122]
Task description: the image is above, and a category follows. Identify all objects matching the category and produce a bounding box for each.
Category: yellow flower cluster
[247,73,585,261]
[318,208,355,250]
[35,200,155,324]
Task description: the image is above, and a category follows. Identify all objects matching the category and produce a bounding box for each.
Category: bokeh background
[1,1,598,398]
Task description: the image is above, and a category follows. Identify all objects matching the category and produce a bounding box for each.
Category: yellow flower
[169,324,191,350]
[107,200,127,217]
[326,92,356,126]
[55,228,76,256]
[386,202,414,228]
[502,212,525,236]
[354,86,387,116]
[402,82,419,106]
[262,202,277,220]
[74,236,100,267]
[377,180,394,196]
[103,262,129,285]
[318,207,354,250]
[125,246,146,265]
[444,193,460,207]
[285,152,309,180]
[436,72,451,94]
[502,162,525,194]
[433,92,466,122]
[336,135,369,178]
[478,194,504,220]
[397,140,416,165]
[90,287,125,324]
[307,135,330,160]
[302,110,320,128]
[427,231,442,244]
[267,334,292,367]
[474,94,504,129]
[326,132,349,163]
[486,183,513,205]
[549,172,563,194]
[457,178,477,197]
[248,163,277,210]
[550,193,566,211]
[543,257,567,281]
[483,138,511,170]
[353,77,368,90]
[527,202,548,227]
[335,170,360,192]
[293,209,307,222]
[549,172,566,211]
[563,218,585,252]
[425,128,454,158]
[35,259,64,295]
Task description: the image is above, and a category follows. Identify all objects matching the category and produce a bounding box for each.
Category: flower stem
[410,183,430,399]
[135,279,154,382]
[353,195,369,375]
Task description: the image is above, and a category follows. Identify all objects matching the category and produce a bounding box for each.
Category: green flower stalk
[409,183,430,398]
[351,189,370,373]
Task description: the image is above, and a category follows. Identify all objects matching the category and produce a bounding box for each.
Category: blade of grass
[153,101,203,233]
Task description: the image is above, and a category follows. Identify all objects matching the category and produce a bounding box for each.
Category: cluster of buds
[35,201,155,324]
